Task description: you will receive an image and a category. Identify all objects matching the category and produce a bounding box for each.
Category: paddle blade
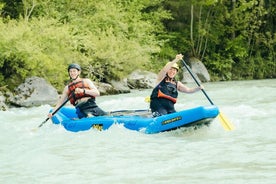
[218,112,235,131]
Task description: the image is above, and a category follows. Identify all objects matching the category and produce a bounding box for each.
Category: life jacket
[150,77,178,103]
[67,79,95,105]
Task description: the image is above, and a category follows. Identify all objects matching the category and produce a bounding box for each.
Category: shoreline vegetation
[0,0,275,94]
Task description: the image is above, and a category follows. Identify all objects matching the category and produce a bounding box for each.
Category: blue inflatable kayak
[51,105,219,134]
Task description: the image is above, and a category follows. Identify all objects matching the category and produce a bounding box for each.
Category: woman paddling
[150,54,203,117]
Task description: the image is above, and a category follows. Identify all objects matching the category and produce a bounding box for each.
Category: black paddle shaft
[38,95,72,128]
[181,59,214,105]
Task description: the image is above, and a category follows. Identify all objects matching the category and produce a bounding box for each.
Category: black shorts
[150,98,176,117]
[76,98,107,118]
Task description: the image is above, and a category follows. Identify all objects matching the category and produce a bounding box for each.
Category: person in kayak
[48,63,107,119]
[150,54,203,117]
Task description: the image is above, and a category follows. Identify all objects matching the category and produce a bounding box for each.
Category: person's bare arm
[177,81,203,93]
[74,79,100,97]
[48,86,68,118]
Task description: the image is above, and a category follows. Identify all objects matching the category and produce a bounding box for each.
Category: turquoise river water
[0,79,275,184]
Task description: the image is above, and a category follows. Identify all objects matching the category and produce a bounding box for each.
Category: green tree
[0,0,171,91]
[162,0,275,80]
[0,0,275,93]
[0,0,23,19]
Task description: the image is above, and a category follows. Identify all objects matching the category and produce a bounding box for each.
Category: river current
[0,79,275,184]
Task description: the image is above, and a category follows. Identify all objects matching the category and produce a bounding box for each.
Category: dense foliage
[162,0,275,80]
[0,0,275,91]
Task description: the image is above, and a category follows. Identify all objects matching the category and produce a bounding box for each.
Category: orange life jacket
[157,89,177,103]
[67,79,95,105]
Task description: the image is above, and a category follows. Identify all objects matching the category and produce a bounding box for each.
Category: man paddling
[48,63,107,119]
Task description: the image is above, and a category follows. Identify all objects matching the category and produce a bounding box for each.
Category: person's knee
[91,107,106,116]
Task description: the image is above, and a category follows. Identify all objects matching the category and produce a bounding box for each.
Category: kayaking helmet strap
[70,74,79,81]
[68,63,81,80]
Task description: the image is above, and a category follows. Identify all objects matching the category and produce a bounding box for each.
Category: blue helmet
[68,63,81,72]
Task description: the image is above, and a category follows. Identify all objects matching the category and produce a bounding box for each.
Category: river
[0,79,275,184]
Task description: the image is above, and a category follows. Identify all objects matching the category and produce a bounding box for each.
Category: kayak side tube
[143,105,219,134]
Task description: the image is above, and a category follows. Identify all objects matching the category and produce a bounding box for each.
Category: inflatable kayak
[51,105,219,134]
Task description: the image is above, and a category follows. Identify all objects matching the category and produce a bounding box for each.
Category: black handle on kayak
[181,59,214,105]
[108,109,149,115]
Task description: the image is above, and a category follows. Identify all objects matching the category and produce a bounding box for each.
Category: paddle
[37,95,72,128]
[181,59,235,131]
